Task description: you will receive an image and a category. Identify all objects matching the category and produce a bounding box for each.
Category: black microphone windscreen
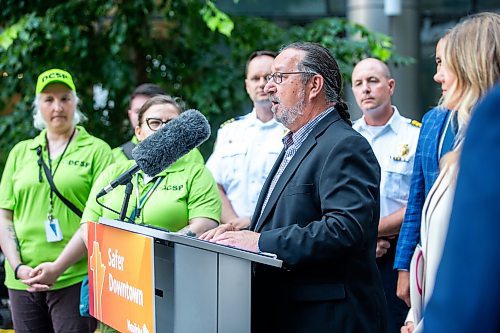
[132,109,211,176]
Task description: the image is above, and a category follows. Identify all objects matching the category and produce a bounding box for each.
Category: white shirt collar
[354,106,403,135]
[249,107,280,128]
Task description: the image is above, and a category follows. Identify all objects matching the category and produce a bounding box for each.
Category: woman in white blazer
[406,154,458,332]
[401,12,500,333]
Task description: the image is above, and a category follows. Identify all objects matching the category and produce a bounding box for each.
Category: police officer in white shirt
[206,50,286,230]
[351,58,420,333]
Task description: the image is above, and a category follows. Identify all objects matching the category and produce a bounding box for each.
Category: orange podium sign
[88,221,154,333]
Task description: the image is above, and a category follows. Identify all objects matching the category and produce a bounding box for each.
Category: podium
[87,218,282,333]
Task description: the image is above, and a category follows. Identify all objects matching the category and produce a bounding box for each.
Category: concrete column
[346,0,420,120]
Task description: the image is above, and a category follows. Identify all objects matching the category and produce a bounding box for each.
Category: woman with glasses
[23,94,221,331]
[0,68,113,332]
[83,94,221,234]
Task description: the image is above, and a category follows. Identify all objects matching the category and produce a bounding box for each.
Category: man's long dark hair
[282,42,351,125]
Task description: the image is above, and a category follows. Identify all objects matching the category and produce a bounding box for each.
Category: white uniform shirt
[207,110,286,218]
[353,106,420,218]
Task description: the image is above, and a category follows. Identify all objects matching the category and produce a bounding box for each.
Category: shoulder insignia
[220,118,235,128]
[220,116,244,128]
[410,119,422,128]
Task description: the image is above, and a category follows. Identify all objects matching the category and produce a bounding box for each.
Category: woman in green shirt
[83,94,221,232]
[0,68,113,332]
[22,95,221,291]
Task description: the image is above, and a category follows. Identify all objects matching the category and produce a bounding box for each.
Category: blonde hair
[440,12,500,143]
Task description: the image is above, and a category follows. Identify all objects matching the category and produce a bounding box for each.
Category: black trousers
[9,282,97,333]
[377,242,409,333]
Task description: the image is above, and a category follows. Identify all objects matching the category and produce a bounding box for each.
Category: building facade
[219,0,500,120]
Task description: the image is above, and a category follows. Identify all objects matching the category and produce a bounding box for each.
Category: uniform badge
[391,143,410,161]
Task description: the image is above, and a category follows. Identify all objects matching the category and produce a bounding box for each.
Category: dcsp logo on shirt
[68,160,90,167]
[162,185,184,191]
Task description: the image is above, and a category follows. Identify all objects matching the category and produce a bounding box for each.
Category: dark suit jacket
[250,109,388,333]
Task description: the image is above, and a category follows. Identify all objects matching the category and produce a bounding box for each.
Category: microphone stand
[119,180,134,223]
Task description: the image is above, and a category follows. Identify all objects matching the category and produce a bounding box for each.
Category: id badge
[45,218,63,242]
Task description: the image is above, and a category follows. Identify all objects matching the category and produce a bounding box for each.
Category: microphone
[96,165,140,199]
[96,109,211,198]
[132,109,211,176]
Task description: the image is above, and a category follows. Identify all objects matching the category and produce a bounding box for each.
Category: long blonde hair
[440,12,500,143]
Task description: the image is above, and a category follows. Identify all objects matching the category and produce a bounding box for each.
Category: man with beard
[207,50,285,230]
[351,58,420,333]
[203,42,388,333]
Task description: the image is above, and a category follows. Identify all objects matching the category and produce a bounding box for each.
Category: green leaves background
[0,0,411,173]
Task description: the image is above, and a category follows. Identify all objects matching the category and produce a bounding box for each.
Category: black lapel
[253,110,342,232]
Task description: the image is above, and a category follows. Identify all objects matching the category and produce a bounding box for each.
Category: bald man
[351,58,420,333]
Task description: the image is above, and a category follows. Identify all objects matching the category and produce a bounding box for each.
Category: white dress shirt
[353,106,421,218]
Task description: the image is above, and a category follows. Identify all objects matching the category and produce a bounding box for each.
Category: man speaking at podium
[202,42,388,332]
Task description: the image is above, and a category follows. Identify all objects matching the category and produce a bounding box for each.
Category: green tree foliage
[0,0,411,174]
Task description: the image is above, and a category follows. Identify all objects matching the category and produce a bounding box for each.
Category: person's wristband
[14,263,24,280]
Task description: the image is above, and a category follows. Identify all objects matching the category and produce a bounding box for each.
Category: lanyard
[45,128,76,219]
[130,174,164,223]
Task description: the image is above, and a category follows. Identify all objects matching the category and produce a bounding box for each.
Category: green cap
[35,68,76,95]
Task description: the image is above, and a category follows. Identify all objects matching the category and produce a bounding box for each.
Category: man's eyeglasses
[145,118,170,131]
[265,71,316,84]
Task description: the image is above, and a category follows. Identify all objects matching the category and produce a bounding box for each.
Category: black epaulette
[120,141,136,160]
[410,119,422,128]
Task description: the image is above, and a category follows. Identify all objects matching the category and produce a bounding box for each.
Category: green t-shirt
[82,150,221,231]
[0,126,113,290]
[111,135,205,164]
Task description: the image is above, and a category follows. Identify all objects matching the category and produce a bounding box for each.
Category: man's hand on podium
[199,223,236,241]
[176,217,219,238]
[226,217,251,230]
[211,230,260,253]
[199,223,261,253]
